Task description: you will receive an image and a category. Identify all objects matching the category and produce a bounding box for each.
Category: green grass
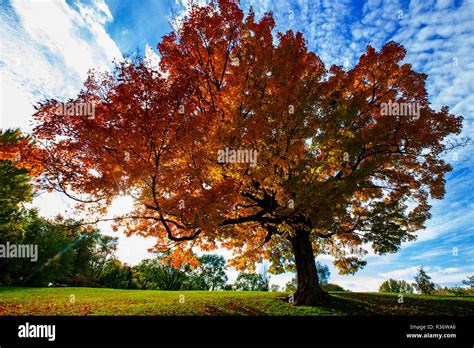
[0,287,473,316]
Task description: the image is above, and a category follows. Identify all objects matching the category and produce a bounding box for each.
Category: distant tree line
[131,254,229,290]
[379,266,473,296]
[0,210,117,287]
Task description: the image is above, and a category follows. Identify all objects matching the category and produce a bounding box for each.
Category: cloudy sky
[1,0,473,291]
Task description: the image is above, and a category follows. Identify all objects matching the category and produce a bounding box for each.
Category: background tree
[66,227,102,286]
[269,284,281,292]
[322,283,348,292]
[234,272,269,291]
[379,278,414,293]
[132,258,161,289]
[193,254,228,290]
[131,254,220,290]
[157,257,183,290]
[0,132,137,289]
[32,0,464,305]
[0,210,106,287]
[0,129,39,240]
[133,254,191,290]
[99,259,132,289]
[0,131,32,220]
[434,285,472,296]
[0,139,126,288]
[414,267,436,294]
[462,275,474,289]
[316,261,330,285]
[89,235,119,282]
[285,278,297,293]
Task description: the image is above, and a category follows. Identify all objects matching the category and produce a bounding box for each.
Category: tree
[269,284,281,292]
[154,262,188,290]
[379,278,414,293]
[132,259,160,289]
[414,267,436,294]
[434,285,471,296]
[0,134,32,222]
[322,283,348,292]
[31,0,464,305]
[316,261,330,285]
[0,129,39,235]
[0,210,93,287]
[234,272,269,291]
[462,275,474,288]
[133,254,190,290]
[66,226,104,286]
[89,234,119,281]
[193,254,228,290]
[99,259,132,289]
[285,277,297,293]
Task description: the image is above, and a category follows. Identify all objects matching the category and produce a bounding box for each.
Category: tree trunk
[290,231,331,306]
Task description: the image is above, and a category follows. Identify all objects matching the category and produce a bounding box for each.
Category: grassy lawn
[0,287,473,316]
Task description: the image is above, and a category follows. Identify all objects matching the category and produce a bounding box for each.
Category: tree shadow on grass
[312,294,381,315]
[202,303,268,316]
[319,293,474,315]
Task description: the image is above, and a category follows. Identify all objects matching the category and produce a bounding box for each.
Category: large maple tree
[32,0,463,305]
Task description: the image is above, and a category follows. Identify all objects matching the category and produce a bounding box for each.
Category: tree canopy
[0,129,40,228]
[414,267,436,295]
[379,278,414,294]
[30,0,463,305]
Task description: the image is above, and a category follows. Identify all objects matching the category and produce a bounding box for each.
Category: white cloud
[331,275,384,292]
[241,0,355,68]
[380,265,421,279]
[408,248,447,260]
[0,0,122,131]
[173,0,209,23]
[144,43,167,78]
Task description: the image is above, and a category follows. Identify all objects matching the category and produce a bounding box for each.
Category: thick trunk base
[290,231,332,306]
[294,285,331,306]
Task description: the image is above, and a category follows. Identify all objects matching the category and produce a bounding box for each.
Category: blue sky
[0,0,473,291]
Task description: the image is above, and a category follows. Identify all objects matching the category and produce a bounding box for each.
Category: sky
[0,0,473,291]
